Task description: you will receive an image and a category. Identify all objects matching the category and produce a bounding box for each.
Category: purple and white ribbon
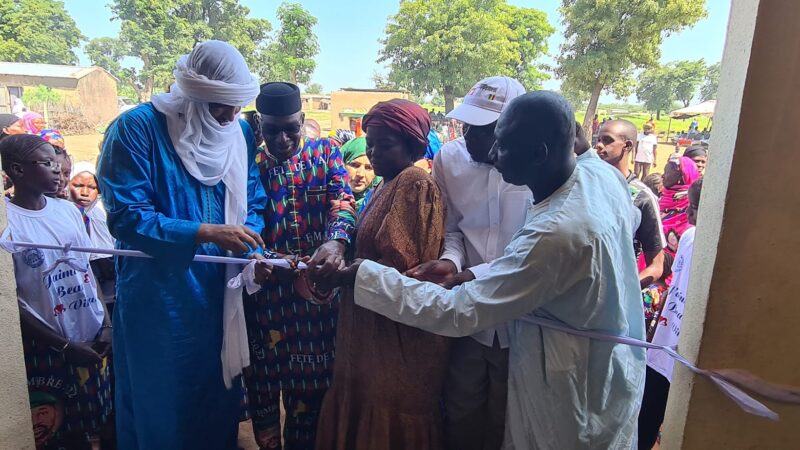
[519,315,800,421]
[3,241,307,269]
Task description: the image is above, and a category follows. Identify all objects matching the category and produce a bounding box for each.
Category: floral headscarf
[22,112,45,134]
[37,129,65,149]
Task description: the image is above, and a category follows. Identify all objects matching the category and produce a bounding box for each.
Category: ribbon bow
[226,259,265,295]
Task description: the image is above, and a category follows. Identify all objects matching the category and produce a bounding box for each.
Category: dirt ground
[64,134,104,164]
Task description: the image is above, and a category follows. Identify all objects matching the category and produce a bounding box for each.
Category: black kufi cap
[0,113,19,130]
[256,82,302,116]
[683,145,708,158]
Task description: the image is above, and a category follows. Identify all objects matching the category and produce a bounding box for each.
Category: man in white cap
[98,40,267,449]
[405,76,530,450]
[316,91,645,450]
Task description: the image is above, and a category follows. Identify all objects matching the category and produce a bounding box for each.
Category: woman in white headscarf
[69,161,118,310]
[97,40,267,450]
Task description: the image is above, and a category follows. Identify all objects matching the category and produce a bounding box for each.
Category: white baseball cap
[446,76,526,126]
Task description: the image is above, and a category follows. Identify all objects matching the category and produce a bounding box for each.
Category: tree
[560,77,591,110]
[700,61,720,101]
[671,59,705,107]
[92,0,271,102]
[636,65,676,119]
[268,2,319,85]
[371,71,397,90]
[379,0,553,112]
[0,0,84,64]
[498,4,555,91]
[22,84,61,123]
[636,59,706,118]
[556,0,707,132]
[85,37,126,80]
[305,82,324,95]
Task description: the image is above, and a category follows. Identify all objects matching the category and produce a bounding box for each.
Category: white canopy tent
[670,100,716,119]
[667,100,716,140]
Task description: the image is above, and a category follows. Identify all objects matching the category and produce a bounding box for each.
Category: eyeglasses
[21,160,62,170]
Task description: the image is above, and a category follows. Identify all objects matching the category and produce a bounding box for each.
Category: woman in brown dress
[314,99,449,450]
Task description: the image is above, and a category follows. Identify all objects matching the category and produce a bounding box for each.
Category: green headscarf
[340,137,380,208]
[341,136,367,163]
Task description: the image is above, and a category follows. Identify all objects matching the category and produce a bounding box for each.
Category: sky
[63,0,732,103]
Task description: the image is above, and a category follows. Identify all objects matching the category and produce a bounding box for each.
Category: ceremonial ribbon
[7,240,799,419]
[3,241,306,269]
[519,315,800,421]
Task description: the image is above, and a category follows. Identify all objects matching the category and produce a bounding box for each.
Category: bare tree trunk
[141,54,154,101]
[143,77,154,102]
[444,85,454,113]
[656,110,661,120]
[582,78,604,135]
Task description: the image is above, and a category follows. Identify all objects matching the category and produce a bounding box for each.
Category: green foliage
[560,78,590,109]
[267,2,319,85]
[636,65,677,118]
[22,84,61,122]
[117,84,138,100]
[700,61,720,101]
[92,0,271,101]
[305,82,324,95]
[371,71,397,90]
[22,84,61,106]
[671,59,705,107]
[637,59,707,117]
[85,37,125,79]
[379,0,553,111]
[556,0,707,130]
[498,4,555,91]
[0,0,84,64]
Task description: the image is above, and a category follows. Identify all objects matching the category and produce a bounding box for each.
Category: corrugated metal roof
[0,62,100,79]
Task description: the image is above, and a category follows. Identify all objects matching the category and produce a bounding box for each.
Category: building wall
[0,199,35,449]
[301,95,330,111]
[329,90,408,130]
[76,70,118,126]
[663,0,800,448]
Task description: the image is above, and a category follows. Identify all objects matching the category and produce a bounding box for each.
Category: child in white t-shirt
[634,123,659,178]
[0,134,112,449]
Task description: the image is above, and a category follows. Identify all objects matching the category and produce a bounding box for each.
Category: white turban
[151,40,260,388]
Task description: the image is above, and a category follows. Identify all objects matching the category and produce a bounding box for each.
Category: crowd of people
[0,40,709,450]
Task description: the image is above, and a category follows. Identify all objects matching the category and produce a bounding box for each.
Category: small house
[301,94,331,111]
[0,62,118,126]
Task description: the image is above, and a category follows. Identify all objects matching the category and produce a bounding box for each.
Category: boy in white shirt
[0,134,112,449]
[634,123,659,178]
